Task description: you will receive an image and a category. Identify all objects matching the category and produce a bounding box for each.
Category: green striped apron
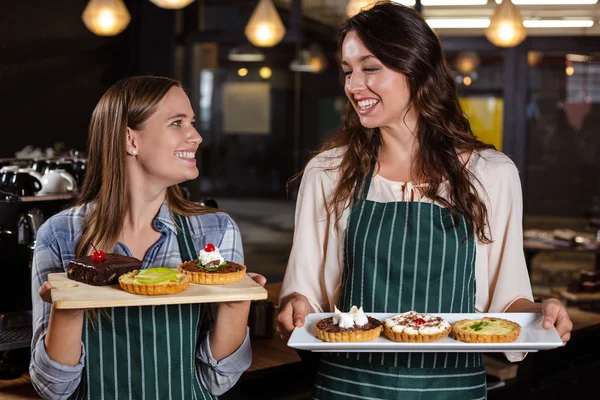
[313,165,487,400]
[70,214,216,400]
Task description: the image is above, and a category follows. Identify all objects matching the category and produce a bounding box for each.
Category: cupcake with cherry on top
[177,243,246,285]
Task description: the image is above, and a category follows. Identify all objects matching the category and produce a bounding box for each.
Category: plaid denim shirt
[29,201,250,399]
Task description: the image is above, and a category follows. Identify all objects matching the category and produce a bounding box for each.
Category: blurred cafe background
[1,1,600,399]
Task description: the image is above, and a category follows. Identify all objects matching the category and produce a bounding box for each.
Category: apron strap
[353,159,377,204]
[173,212,216,334]
[173,213,196,262]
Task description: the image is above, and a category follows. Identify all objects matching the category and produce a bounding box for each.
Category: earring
[131,150,137,155]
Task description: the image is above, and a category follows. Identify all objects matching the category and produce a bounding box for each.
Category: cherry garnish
[89,240,106,261]
[204,243,215,252]
[415,318,426,325]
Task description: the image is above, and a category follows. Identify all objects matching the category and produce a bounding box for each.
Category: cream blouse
[280,147,533,317]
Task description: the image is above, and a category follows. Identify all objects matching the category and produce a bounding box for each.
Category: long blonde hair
[73,75,213,258]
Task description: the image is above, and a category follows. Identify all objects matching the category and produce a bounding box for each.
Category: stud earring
[131,150,137,155]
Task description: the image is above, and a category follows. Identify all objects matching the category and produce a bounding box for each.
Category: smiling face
[127,86,202,187]
[341,31,417,131]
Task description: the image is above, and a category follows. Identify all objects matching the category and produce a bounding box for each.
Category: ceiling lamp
[455,52,480,75]
[149,0,195,9]
[82,0,131,37]
[228,45,265,62]
[289,43,328,74]
[346,0,377,18]
[244,0,286,47]
[496,1,597,4]
[422,0,487,4]
[485,0,527,48]
[259,66,273,79]
[527,50,543,66]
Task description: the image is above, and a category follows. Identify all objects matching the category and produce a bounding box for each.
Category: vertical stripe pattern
[319,165,485,400]
[71,214,216,400]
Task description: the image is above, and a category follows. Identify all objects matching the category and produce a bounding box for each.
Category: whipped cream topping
[198,245,225,266]
[332,305,369,329]
[384,311,450,335]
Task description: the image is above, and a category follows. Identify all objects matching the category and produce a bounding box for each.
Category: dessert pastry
[177,243,246,285]
[67,250,142,286]
[452,317,521,343]
[383,311,451,343]
[314,306,382,342]
[118,268,190,295]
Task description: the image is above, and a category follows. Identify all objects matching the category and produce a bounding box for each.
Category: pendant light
[228,45,265,62]
[346,0,377,18]
[82,0,131,37]
[484,0,527,48]
[149,0,195,9]
[455,52,480,75]
[244,0,286,48]
[290,43,328,74]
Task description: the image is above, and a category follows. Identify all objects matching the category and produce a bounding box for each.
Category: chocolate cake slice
[67,254,142,286]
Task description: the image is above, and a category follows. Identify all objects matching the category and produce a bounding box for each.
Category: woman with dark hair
[277,2,572,398]
[30,75,265,399]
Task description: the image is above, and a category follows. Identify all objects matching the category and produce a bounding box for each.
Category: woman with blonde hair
[30,75,264,399]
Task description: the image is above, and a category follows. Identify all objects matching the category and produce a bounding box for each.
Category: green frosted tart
[118,268,190,295]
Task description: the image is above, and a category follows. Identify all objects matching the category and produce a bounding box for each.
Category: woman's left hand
[541,297,573,345]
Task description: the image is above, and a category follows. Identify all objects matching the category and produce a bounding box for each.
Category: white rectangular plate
[49,272,267,309]
[287,312,562,352]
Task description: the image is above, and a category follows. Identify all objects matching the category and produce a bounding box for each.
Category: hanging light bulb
[310,43,328,73]
[455,52,480,75]
[289,43,328,74]
[527,50,543,66]
[259,66,273,79]
[485,0,527,48]
[346,0,377,18]
[82,0,130,36]
[228,45,265,62]
[244,0,286,48]
[149,0,195,9]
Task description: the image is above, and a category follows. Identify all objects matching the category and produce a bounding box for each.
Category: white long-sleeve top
[280,147,533,324]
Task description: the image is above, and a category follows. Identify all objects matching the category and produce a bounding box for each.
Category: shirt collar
[154,200,178,234]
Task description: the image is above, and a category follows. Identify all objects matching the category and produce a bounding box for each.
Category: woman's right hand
[276,292,314,340]
[39,281,53,304]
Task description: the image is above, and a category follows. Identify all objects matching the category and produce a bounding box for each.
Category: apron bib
[313,165,487,400]
[70,214,216,400]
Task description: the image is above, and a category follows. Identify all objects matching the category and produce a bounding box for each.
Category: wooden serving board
[48,272,267,309]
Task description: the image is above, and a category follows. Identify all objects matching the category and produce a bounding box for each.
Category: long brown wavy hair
[291,1,494,242]
[73,75,214,258]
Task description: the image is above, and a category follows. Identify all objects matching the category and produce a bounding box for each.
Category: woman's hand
[541,297,573,345]
[219,272,266,311]
[247,272,267,287]
[276,292,314,340]
[39,281,53,304]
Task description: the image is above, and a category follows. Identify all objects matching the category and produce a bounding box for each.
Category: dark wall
[525,62,600,218]
[0,0,176,159]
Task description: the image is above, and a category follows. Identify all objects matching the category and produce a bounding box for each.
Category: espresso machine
[0,157,82,378]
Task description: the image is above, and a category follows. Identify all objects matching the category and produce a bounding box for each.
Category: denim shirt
[29,201,251,399]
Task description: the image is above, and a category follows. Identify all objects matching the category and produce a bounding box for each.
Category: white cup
[18,167,44,182]
[38,169,78,195]
[0,165,20,173]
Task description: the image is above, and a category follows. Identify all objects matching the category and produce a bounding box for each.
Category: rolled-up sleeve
[30,224,85,399]
[196,327,252,396]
